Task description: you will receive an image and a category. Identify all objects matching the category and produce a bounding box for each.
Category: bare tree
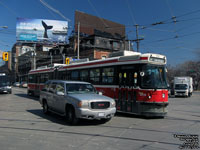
[167,61,200,90]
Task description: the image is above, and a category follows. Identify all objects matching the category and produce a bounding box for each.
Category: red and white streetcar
[28,51,168,117]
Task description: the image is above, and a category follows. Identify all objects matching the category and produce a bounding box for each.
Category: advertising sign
[16,18,68,43]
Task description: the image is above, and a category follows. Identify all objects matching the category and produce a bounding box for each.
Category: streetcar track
[0,126,180,146]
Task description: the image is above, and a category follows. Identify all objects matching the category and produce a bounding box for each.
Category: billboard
[16,18,68,43]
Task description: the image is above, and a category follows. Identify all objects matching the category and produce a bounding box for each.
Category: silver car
[40,80,116,124]
[0,82,12,94]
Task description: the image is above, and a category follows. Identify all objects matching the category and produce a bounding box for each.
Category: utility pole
[59,46,65,64]
[32,43,36,70]
[128,40,131,51]
[77,22,80,59]
[62,54,65,64]
[133,24,144,52]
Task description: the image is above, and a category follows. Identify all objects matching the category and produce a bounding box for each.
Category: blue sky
[0,0,200,66]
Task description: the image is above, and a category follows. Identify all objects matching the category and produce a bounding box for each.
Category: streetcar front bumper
[139,102,169,117]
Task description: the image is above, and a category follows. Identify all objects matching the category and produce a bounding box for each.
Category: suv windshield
[141,65,167,89]
[175,84,187,90]
[66,83,96,94]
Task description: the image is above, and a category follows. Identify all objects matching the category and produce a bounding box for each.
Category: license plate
[98,112,105,117]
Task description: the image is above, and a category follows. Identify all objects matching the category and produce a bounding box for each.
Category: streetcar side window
[80,70,89,82]
[49,72,54,80]
[90,68,100,84]
[71,71,79,80]
[59,71,67,80]
[28,74,35,83]
[102,67,114,84]
[40,73,49,83]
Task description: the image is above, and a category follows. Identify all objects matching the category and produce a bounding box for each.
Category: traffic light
[2,52,8,61]
[65,58,70,64]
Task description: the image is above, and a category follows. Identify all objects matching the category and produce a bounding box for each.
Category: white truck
[174,77,193,97]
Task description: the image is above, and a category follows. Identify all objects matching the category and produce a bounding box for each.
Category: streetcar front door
[117,68,138,113]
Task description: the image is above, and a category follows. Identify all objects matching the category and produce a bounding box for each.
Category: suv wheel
[66,106,79,125]
[43,101,49,114]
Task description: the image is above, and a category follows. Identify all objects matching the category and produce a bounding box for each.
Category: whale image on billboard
[16,18,68,43]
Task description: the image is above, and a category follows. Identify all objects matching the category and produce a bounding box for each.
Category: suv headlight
[6,86,11,89]
[111,101,116,108]
[77,101,89,108]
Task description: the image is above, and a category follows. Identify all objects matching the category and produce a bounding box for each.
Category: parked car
[40,80,116,124]
[20,82,27,88]
[0,82,12,94]
[13,82,20,87]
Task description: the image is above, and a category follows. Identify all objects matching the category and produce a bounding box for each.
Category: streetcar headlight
[148,95,151,99]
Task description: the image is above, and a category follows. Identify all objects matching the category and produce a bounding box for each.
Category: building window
[113,42,119,50]
[102,56,106,59]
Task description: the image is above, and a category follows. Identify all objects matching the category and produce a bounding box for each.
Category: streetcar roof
[29,52,166,74]
[46,80,92,85]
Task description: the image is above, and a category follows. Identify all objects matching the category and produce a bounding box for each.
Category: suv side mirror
[56,91,65,96]
[98,91,103,95]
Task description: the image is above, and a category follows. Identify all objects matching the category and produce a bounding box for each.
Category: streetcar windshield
[141,65,167,89]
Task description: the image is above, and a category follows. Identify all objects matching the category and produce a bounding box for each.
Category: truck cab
[174,77,193,97]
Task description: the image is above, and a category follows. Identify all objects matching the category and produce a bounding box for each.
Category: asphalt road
[0,87,199,150]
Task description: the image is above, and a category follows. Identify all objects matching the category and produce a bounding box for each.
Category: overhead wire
[39,0,71,22]
[126,0,137,25]
[0,0,19,17]
[40,1,58,19]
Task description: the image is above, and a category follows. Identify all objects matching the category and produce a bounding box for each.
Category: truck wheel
[188,93,191,97]
[43,101,49,114]
[66,106,79,125]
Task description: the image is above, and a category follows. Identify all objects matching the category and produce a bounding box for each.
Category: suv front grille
[91,102,110,109]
